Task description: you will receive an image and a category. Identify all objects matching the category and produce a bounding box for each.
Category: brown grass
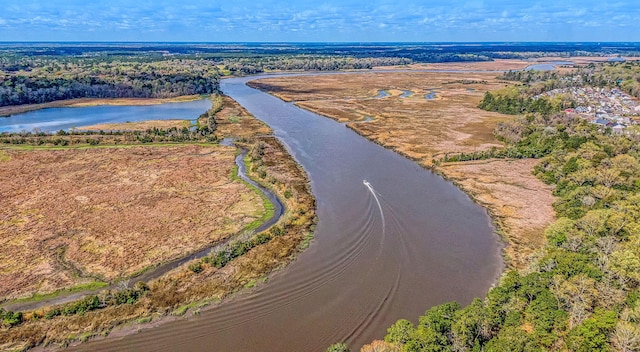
[373,56,640,73]
[0,145,264,300]
[77,119,191,131]
[361,340,402,352]
[250,70,556,269]
[68,95,203,107]
[213,95,272,138]
[439,159,556,269]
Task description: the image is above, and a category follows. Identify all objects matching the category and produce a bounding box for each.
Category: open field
[374,56,640,73]
[0,144,264,300]
[0,95,204,117]
[78,119,192,131]
[250,70,556,268]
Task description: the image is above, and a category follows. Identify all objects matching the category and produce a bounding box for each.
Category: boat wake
[363,180,385,236]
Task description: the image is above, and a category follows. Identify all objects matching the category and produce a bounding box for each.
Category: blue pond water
[425,91,438,100]
[400,90,414,98]
[375,90,390,98]
[0,99,212,133]
[525,61,574,71]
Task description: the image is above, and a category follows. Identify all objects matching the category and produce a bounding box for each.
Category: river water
[0,99,212,133]
[70,75,503,351]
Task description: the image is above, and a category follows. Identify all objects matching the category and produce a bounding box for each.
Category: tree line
[0,58,220,107]
[478,88,567,116]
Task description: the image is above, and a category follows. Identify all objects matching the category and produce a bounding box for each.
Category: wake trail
[363,180,385,237]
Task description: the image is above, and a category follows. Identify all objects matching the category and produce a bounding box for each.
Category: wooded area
[0,57,220,106]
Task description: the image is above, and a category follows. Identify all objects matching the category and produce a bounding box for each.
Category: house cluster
[536,87,640,134]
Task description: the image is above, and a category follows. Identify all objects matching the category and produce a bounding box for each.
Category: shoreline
[246,71,555,271]
[0,95,205,117]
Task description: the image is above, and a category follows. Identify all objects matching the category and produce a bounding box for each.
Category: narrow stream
[75,74,503,351]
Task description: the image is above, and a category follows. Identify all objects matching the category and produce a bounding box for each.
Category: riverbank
[0,95,205,117]
[249,70,556,269]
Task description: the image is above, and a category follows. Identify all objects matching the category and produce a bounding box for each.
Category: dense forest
[376,66,640,352]
[477,87,567,116]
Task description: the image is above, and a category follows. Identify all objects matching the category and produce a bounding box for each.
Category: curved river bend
[75,75,503,352]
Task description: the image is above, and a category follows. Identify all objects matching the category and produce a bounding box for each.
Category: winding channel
[73,73,504,352]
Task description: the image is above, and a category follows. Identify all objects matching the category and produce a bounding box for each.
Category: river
[0,99,212,133]
[69,74,503,352]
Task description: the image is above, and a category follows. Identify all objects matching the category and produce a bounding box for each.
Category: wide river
[53,74,503,351]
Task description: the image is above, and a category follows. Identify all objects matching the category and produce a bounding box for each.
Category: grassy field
[0,144,264,300]
[78,119,192,131]
[376,57,639,73]
[375,59,532,71]
[250,68,556,268]
[439,159,556,268]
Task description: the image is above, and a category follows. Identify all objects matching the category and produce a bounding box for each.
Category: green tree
[385,319,414,345]
[566,309,617,352]
[326,342,350,352]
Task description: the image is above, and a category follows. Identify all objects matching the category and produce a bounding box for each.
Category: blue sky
[0,0,638,42]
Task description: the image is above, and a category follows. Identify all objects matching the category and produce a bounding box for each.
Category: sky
[0,0,638,42]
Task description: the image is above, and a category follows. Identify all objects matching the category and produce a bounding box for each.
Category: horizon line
[1,41,640,44]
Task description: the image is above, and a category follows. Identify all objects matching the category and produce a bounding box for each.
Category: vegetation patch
[0,150,10,162]
[78,119,192,132]
[5,282,109,306]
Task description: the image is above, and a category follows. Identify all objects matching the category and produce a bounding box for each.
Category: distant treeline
[0,59,220,107]
[3,42,639,60]
[217,56,412,74]
[3,44,640,108]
